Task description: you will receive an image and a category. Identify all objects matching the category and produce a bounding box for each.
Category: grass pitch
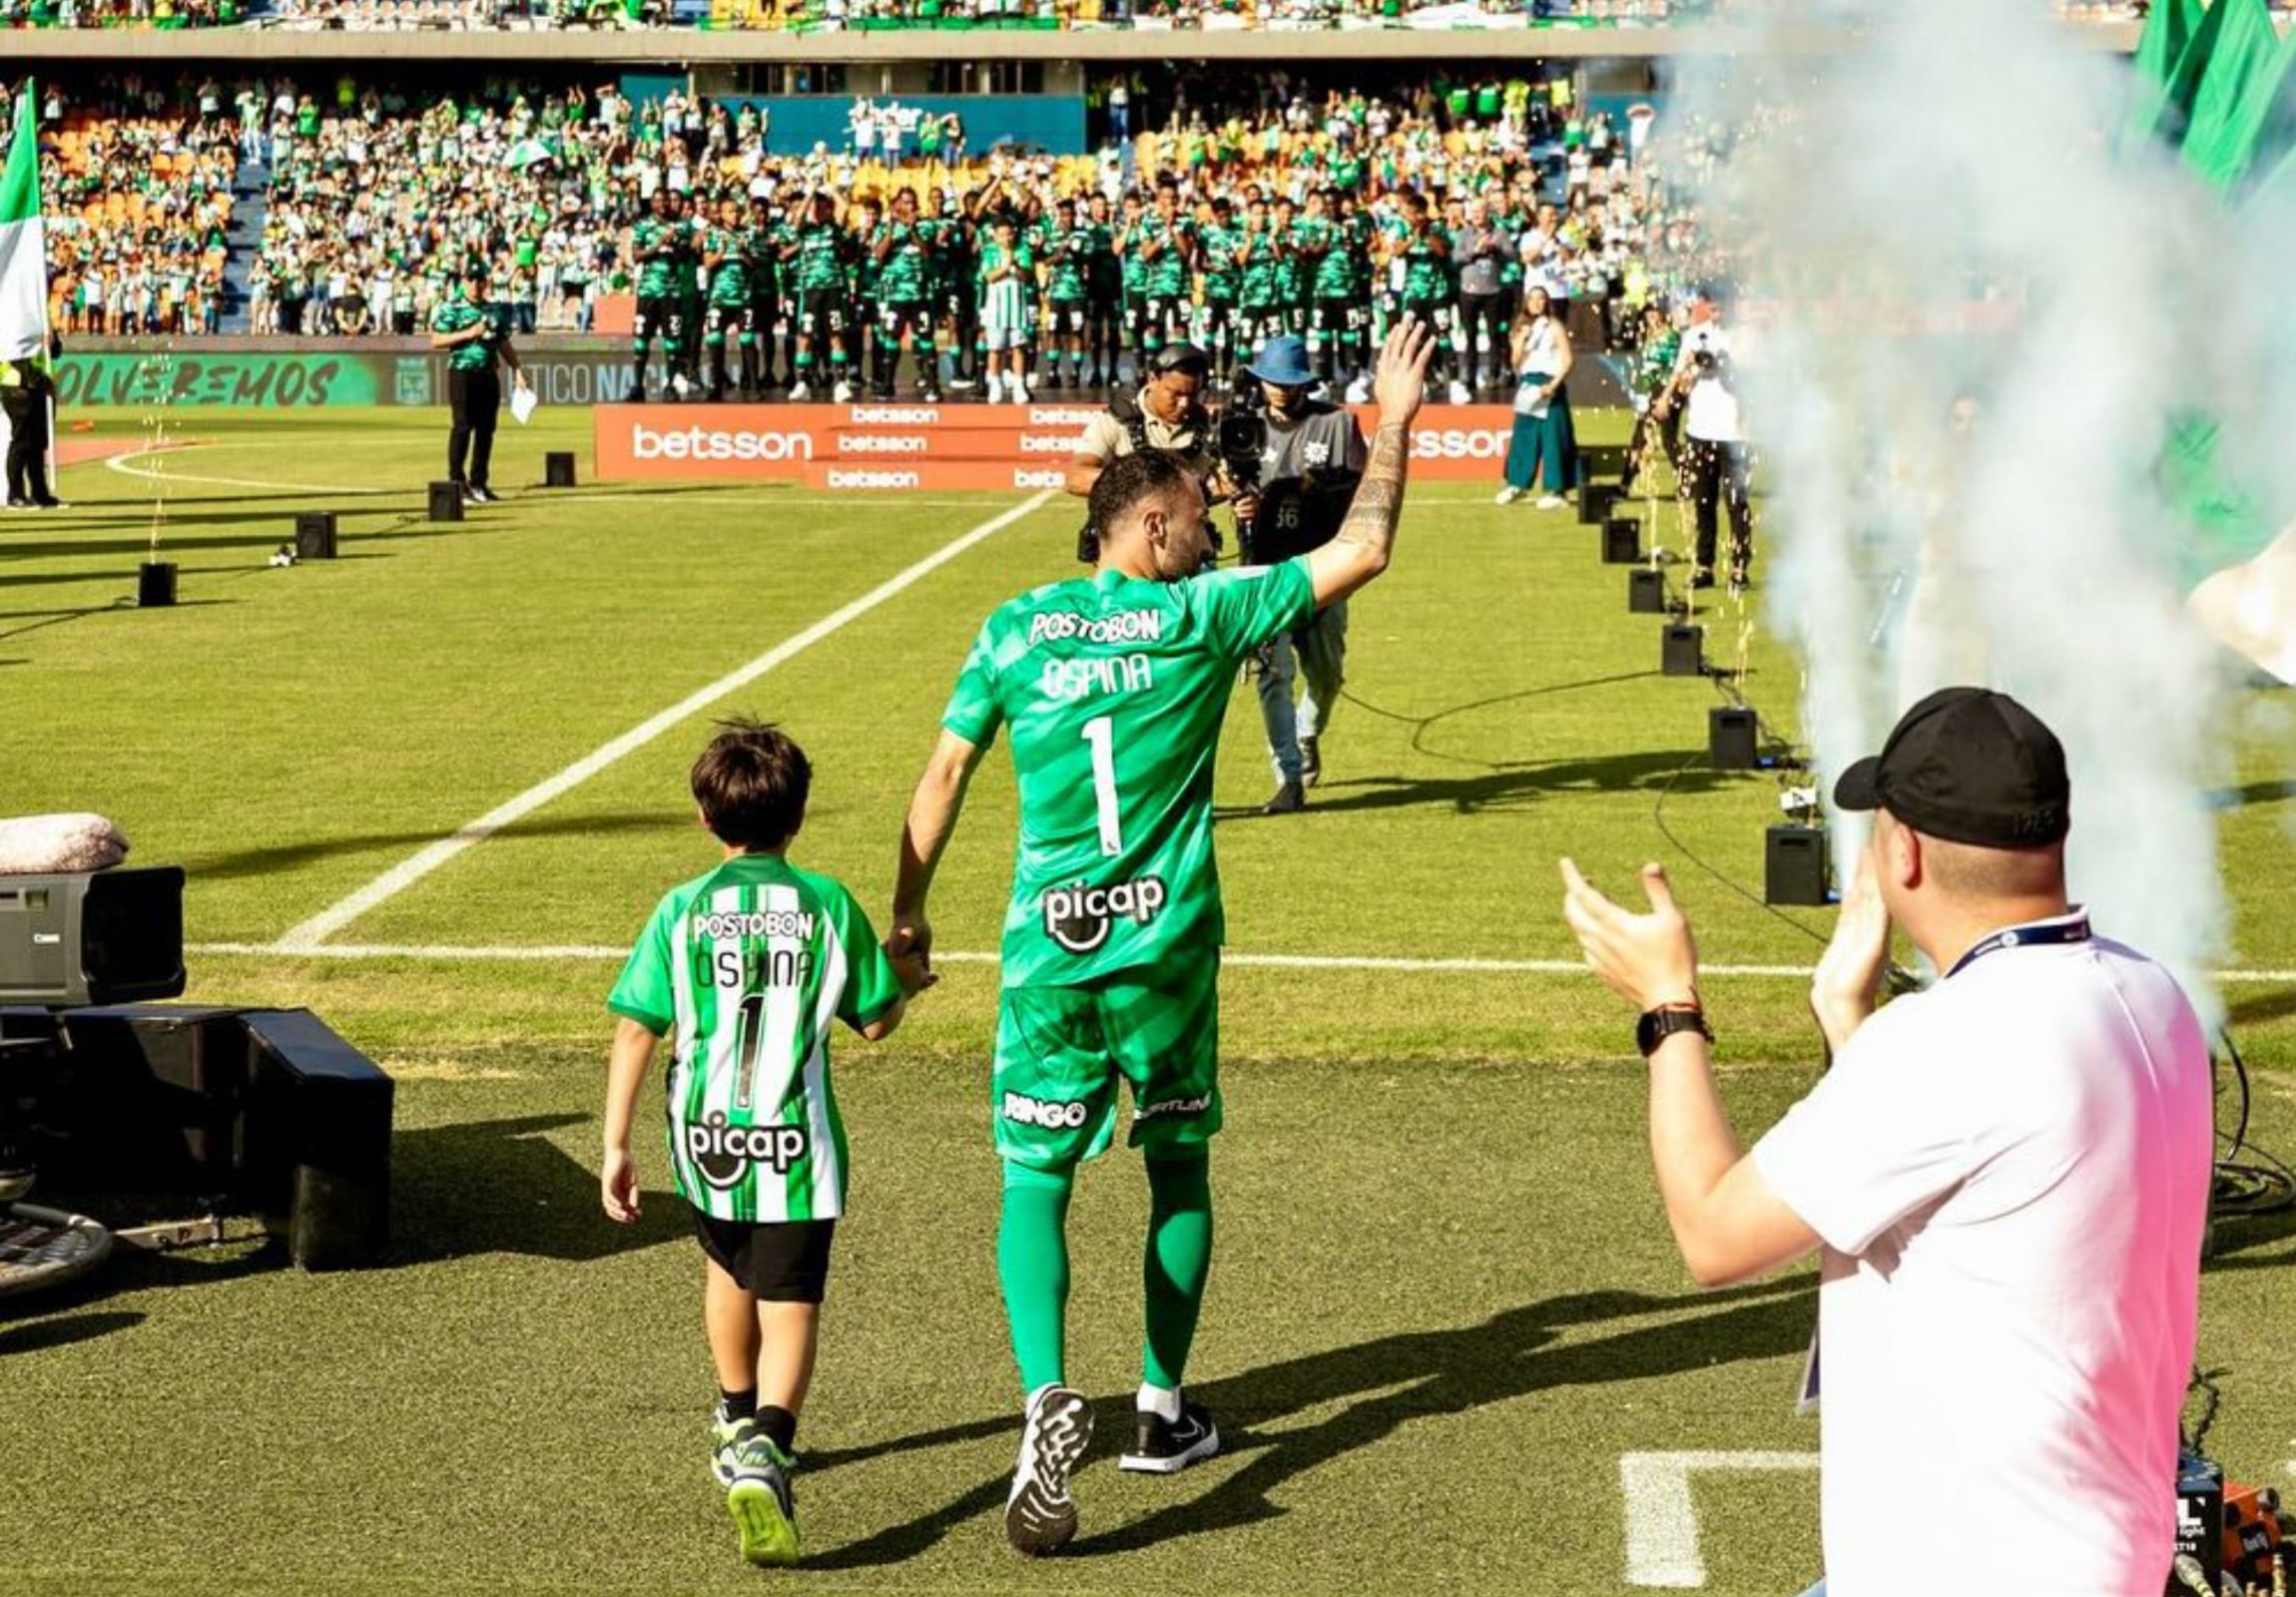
[3,406,2295,1597]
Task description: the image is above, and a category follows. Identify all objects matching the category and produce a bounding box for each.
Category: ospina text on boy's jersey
[610,855,902,1224]
[942,555,1317,988]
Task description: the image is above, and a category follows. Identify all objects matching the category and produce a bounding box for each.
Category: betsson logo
[1012,468,1066,490]
[1409,426,1508,461]
[630,423,816,462]
[827,468,923,490]
[843,434,929,455]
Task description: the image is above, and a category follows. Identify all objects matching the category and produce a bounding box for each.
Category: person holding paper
[429,263,528,508]
[1493,285,1575,509]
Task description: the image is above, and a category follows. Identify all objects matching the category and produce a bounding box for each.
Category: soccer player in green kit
[871,189,940,402]
[889,316,1435,1558]
[701,199,754,403]
[629,189,684,402]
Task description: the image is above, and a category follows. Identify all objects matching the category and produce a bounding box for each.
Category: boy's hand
[889,943,937,998]
[601,1145,642,1224]
[887,912,933,967]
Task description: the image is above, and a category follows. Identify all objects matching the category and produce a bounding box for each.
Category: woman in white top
[1495,285,1577,509]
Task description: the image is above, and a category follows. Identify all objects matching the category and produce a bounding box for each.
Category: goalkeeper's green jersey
[942,558,1317,989]
[608,853,901,1224]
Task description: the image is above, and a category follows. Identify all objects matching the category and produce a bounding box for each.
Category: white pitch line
[176,941,2296,983]
[104,443,401,496]
[266,488,1055,953]
[1621,1450,1820,1588]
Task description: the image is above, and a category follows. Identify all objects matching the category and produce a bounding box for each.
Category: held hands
[886,915,937,997]
[1373,314,1436,428]
[1558,858,1701,1013]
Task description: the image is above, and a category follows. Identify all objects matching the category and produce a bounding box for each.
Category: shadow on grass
[2208,781,2296,811]
[1219,747,1740,822]
[388,1112,687,1267]
[0,1309,145,1350]
[183,810,688,881]
[804,1280,1814,1569]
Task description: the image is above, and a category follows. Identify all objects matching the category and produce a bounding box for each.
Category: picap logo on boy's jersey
[686,1112,810,1189]
[1002,1091,1092,1130]
[1040,875,1168,954]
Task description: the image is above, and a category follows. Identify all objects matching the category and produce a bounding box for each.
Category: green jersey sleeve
[607,893,679,1034]
[1188,556,1316,660]
[942,621,1006,746]
[831,888,903,1031]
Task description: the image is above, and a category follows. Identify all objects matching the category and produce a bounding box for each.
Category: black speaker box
[1662,624,1704,677]
[1602,517,1641,563]
[427,480,464,522]
[1577,483,1618,525]
[242,1009,392,1270]
[544,451,578,488]
[294,511,337,560]
[1709,707,1759,770]
[1628,567,1667,614]
[1766,825,1833,906]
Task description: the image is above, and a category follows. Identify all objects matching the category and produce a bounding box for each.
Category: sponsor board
[597,404,1528,484]
[803,461,1070,492]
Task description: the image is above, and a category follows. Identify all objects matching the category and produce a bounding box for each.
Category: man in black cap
[1558,687,2212,1597]
[1234,333,1365,814]
[429,264,527,508]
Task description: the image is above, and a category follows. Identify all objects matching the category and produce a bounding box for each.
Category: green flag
[0,79,49,365]
[2124,0,2236,151]
[2132,0,2203,91]
[2182,0,2285,188]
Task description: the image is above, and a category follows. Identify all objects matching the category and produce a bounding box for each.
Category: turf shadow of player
[800,1280,1812,1568]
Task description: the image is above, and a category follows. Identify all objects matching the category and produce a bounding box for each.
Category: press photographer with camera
[1667,290,1754,591]
[1225,335,1367,814]
[1066,342,1217,502]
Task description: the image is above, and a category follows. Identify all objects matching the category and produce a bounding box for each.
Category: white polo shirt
[1751,914,2212,1597]
[1680,324,1742,443]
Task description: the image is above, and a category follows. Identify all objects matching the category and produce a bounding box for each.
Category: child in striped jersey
[602,717,930,1568]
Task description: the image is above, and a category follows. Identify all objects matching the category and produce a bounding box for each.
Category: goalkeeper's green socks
[999,1160,1075,1394]
[1143,1151,1213,1390]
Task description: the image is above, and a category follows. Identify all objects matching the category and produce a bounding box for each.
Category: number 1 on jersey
[1084,716,1122,856]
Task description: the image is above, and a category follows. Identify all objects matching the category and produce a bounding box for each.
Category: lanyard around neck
[1945,912,2091,980]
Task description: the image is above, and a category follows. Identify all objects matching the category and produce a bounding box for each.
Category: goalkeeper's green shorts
[990,952,1221,1170]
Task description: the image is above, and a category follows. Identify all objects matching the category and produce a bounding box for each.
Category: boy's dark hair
[691,718,812,850]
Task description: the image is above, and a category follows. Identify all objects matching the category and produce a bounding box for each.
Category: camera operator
[1065,340,1218,508]
[1667,290,1753,591]
[1230,335,1366,814]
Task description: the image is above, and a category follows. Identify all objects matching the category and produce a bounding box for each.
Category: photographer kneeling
[1230,335,1366,815]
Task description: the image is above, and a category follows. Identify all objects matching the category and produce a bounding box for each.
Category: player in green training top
[604,719,929,1570]
[889,317,1434,1558]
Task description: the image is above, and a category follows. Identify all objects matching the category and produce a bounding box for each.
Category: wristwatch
[1636,1003,1712,1059]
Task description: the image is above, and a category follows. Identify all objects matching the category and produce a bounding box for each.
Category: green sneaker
[710,1415,754,1489]
[727,1432,801,1567]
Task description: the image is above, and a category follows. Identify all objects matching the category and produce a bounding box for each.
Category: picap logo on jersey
[1002,1091,1092,1130]
[686,1111,810,1189]
[1040,875,1167,954]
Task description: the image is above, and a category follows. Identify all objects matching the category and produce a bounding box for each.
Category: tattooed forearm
[1335,422,1410,566]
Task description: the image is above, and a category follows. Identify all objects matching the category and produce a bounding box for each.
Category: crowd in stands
[7,70,1722,388]
[0,78,236,334]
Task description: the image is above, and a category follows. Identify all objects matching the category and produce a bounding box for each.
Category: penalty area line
[264,488,1055,954]
[180,941,2296,983]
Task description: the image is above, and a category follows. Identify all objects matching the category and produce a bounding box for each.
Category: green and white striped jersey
[609,853,900,1224]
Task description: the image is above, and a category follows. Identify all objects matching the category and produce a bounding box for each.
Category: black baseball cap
[1832,687,2070,848]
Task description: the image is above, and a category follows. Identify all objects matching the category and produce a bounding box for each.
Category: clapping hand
[1558,858,1701,1013]
[1373,314,1435,428]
